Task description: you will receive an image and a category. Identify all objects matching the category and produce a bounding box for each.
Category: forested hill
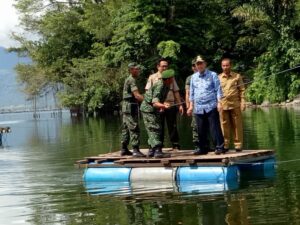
[0,47,28,107]
[11,0,300,113]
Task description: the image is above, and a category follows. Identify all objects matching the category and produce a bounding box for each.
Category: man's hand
[217,102,222,112]
[187,107,193,116]
[241,103,246,111]
[178,105,184,115]
[164,102,171,109]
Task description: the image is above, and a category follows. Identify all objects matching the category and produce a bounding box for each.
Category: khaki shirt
[219,72,245,110]
[185,75,192,90]
[145,72,179,104]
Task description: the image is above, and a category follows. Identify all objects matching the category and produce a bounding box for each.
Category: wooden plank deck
[75,149,275,168]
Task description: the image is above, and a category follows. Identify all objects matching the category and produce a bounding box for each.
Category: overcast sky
[0,0,21,48]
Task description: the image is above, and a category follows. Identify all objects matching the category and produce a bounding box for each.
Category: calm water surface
[0,108,300,225]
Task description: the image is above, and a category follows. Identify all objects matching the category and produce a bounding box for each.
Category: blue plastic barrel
[238,157,276,179]
[262,158,276,178]
[83,167,132,182]
[176,166,240,183]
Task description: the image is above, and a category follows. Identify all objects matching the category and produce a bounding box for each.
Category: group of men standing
[120,56,245,158]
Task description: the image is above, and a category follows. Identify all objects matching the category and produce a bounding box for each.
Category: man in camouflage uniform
[140,69,175,158]
[145,58,184,150]
[121,62,145,157]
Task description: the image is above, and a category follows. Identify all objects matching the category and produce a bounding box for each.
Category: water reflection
[82,175,279,225]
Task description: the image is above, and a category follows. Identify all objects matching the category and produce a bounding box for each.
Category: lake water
[0,108,300,225]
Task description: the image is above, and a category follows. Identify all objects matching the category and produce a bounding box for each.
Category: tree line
[11,0,300,114]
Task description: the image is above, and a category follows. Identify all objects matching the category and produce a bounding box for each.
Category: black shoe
[172,143,180,150]
[224,148,229,153]
[215,148,226,155]
[132,147,146,158]
[235,148,242,152]
[193,147,208,155]
[154,147,171,158]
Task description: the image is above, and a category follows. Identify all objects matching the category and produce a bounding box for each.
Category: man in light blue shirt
[187,56,225,155]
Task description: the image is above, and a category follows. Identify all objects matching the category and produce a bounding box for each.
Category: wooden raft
[76,149,275,168]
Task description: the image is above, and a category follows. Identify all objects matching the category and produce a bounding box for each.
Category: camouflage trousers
[141,112,162,148]
[121,113,140,147]
[192,114,211,149]
[191,115,198,143]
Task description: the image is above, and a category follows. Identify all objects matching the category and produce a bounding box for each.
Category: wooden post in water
[33,95,38,119]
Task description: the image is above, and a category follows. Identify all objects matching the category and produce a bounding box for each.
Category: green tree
[233,1,300,103]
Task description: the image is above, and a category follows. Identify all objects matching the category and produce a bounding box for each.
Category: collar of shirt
[221,72,233,78]
[156,72,162,79]
[198,69,208,77]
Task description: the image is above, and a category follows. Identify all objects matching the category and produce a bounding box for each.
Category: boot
[120,143,132,156]
[132,147,146,158]
[154,146,171,158]
[148,146,155,158]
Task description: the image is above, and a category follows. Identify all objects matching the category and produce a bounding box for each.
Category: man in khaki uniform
[145,58,184,149]
[219,58,246,152]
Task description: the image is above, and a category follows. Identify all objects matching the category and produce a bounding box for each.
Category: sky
[0,0,21,48]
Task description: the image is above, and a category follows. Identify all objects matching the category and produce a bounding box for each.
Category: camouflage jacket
[140,80,169,113]
[122,75,139,114]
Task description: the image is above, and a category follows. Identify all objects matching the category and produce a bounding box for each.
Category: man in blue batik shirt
[187,56,225,155]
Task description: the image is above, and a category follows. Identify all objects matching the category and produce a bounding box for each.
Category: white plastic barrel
[130,167,177,182]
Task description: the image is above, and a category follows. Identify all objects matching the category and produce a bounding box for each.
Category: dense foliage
[11,0,300,111]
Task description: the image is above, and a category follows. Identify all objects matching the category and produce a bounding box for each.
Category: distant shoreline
[0,108,68,115]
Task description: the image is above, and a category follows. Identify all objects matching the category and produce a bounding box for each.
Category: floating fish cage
[0,127,11,145]
[76,149,275,195]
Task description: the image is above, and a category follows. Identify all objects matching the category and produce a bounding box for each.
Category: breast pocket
[205,78,214,90]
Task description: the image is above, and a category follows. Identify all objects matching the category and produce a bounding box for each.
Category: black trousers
[159,107,179,145]
[195,108,224,150]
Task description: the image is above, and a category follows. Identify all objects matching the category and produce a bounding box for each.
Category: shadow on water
[0,108,300,224]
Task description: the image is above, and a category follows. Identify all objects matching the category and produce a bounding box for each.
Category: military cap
[128,62,140,69]
[161,69,175,79]
[195,55,205,63]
